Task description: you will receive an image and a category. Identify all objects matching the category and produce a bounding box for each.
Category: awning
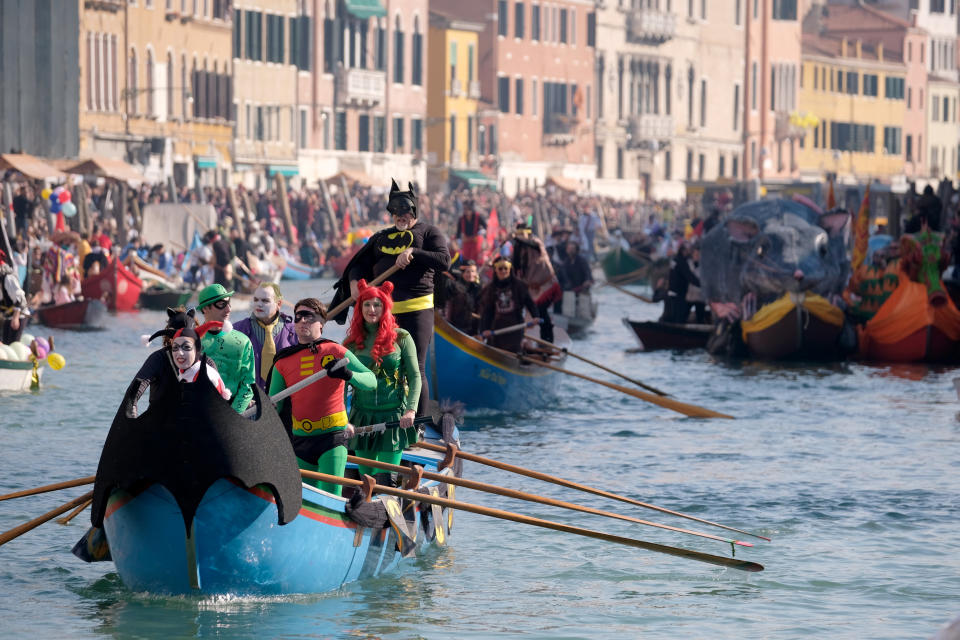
[344,0,386,19]
[450,168,497,188]
[325,169,379,188]
[64,156,145,183]
[268,164,299,177]
[0,153,66,180]
[195,156,218,169]
[545,175,582,194]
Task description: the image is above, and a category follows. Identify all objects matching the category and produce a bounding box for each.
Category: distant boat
[138,287,193,311]
[623,318,712,351]
[281,258,323,280]
[81,259,143,312]
[0,358,41,392]
[34,299,107,331]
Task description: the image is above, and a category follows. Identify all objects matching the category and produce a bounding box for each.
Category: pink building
[432,0,596,196]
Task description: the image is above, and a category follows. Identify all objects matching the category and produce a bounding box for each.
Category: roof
[0,153,66,180]
[801,32,903,64]
[818,3,915,57]
[65,156,145,183]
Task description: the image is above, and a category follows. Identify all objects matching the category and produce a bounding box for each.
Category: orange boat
[81,259,143,312]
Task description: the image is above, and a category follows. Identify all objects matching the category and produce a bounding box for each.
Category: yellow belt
[293,411,348,435]
[392,293,434,314]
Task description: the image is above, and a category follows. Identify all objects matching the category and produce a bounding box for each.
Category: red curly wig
[344,279,399,365]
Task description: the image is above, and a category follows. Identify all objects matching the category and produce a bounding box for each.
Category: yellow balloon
[47,352,66,371]
[41,188,52,200]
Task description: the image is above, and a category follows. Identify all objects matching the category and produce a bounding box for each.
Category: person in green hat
[197,283,256,413]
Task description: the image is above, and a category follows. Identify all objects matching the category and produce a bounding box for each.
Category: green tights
[297,446,347,496]
[355,449,403,477]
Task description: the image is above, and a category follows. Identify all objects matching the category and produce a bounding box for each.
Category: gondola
[34,298,107,331]
[138,286,193,311]
[427,310,570,410]
[80,259,143,312]
[623,318,712,351]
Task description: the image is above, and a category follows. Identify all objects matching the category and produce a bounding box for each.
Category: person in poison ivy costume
[197,284,256,413]
[267,298,376,495]
[342,279,421,485]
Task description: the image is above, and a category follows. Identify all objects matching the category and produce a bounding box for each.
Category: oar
[605,281,655,303]
[0,490,95,547]
[602,265,651,286]
[301,470,763,572]
[476,319,541,340]
[412,441,769,542]
[0,476,97,502]
[56,498,92,525]
[347,455,752,548]
[353,415,434,437]
[326,263,402,320]
[240,358,348,417]
[526,335,670,397]
[488,344,733,419]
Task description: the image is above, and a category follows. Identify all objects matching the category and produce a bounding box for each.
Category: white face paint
[171,337,197,370]
[252,287,280,321]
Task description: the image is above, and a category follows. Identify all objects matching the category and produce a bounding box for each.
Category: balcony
[627,9,676,44]
[336,67,386,107]
[543,113,576,146]
[626,114,673,149]
[468,81,481,99]
[85,0,122,11]
[774,110,813,141]
[450,78,463,98]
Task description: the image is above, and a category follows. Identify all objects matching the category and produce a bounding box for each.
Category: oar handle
[354,415,433,436]
[328,263,402,320]
[477,318,541,340]
[241,357,347,417]
[607,281,655,303]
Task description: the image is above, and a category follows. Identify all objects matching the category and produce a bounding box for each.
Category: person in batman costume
[329,180,450,416]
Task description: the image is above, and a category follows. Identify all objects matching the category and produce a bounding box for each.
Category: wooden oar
[0,476,96,502]
[527,335,670,397]
[0,490,95,547]
[347,455,751,548]
[326,263,402,320]
[300,470,763,572]
[606,281,655,303]
[603,265,651,286]
[412,441,769,542]
[476,319,540,340]
[488,343,732,419]
[56,498,92,525]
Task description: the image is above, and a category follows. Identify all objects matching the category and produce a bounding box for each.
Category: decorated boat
[281,258,323,281]
[623,318,712,351]
[34,299,107,331]
[138,287,193,311]
[740,292,846,360]
[86,367,460,595]
[81,259,143,312]
[427,311,570,410]
[0,358,42,392]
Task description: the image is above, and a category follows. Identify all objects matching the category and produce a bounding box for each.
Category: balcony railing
[336,67,386,107]
[627,9,676,44]
[543,113,577,146]
[627,114,674,148]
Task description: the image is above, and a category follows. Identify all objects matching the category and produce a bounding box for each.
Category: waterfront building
[80,0,234,186]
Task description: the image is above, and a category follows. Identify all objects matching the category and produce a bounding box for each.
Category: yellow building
[79,0,234,187]
[797,35,908,184]
[426,10,491,189]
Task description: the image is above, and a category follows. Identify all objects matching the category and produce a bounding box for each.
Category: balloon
[62,202,77,217]
[49,192,58,203]
[9,342,29,361]
[58,190,71,204]
[53,186,64,195]
[50,200,61,214]
[47,352,66,371]
[0,344,13,360]
[41,188,52,200]
[35,337,49,353]
[31,340,48,359]
[20,333,35,345]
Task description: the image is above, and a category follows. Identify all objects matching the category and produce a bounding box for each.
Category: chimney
[877,42,883,62]
[856,39,862,59]
[841,38,848,58]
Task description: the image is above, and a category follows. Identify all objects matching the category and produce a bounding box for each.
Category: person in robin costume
[267,298,376,495]
[233,283,298,390]
[342,280,420,485]
[330,179,450,416]
[197,283,256,414]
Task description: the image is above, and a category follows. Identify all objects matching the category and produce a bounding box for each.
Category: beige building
[594,1,745,201]
[79,0,234,187]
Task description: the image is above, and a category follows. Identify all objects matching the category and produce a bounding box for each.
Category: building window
[883,127,902,155]
[515,77,524,114]
[698,153,705,179]
[732,155,739,178]
[700,78,707,127]
[750,141,757,169]
[532,78,538,115]
[498,76,510,112]
[587,11,595,46]
[718,154,725,177]
[498,0,508,36]
[335,111,346,150]
[393,16,405,83]
[515,2,525,38]
[167,52,175,117]
[735,0,741,26]
[393,116,405,152]
[450,114,456,152]
[449,42,457,86]
[128,47,138,115]
[532,4,541,41]
[664,150,672,180]
[616,146,623,179]
[468,44,475,85]
[559,8,567,43]
[906,134,913,161]
[299,108,308,148]
[772,0,797,20]
[358,114,370,151]
[686,150,693,179]
[412,17,423,85]
[733,84,740,130]
[750,61,757,110]
[374,116,385,152]
[412,118,423,152]
[467,115,474,155]
[846,71,858,95]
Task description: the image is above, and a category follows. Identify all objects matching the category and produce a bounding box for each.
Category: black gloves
[325,358,353,381]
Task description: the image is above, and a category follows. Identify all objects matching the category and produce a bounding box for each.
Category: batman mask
[386,179,418,218]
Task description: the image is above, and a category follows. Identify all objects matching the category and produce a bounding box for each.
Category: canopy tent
[449,168,497,188]
[65,156,145,183]
[0,153,66,180]
[140,203,217,252]
[545,175,582,194]
[325,169,379,189]
[343,0,386,19]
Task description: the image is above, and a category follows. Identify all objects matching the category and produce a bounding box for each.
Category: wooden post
[339,176,358,232]
[274,172,296,246]
[167,176,177,203]
[75,183,89,236]
[129,188,143,234]
[117,182,128,248]
[318,179,340,240]
[227,186,246,243]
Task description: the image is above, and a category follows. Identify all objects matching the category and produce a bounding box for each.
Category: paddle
[347,454,752,548]
[486,343,733,419]
[327,263,402,320]
[56,498,92,525]
[602,264,651,286]
[353,415,434,437]
[412,441,769,542]
[526,335,670,397]
[240,357,349,418]
[605,281,655,303]
[299,469,763,572]
[0,490,95,547]
[0,476,97,502]
[476,319,541,341]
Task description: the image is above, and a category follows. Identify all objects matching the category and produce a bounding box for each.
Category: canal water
[1,277,958,639]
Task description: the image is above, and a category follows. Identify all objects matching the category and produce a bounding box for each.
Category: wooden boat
[0,358,42,392]
[34,299,107,331]
[81,259,143,312]
[139,287,193,311]
[600,246,653,284]
[428,311,570,410]
[740,292,845,360]
[623,318,712,351]
[88,375,460,596]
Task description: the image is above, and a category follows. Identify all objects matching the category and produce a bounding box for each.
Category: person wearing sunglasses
[478,256,540,353]
[197,284,256,414]
[267,298,376,496]
[329,179,450,417]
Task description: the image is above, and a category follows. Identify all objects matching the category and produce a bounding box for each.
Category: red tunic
[272,341,349,435]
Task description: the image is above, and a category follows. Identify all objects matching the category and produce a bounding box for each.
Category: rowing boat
[623,318,712,351]
[138,287,193,311]
[34,299,107,331]
[427,310,570,410]
[80,259,143,312]
[0,358,41,392]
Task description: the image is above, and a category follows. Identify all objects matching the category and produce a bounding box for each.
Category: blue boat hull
[282,259,321,280]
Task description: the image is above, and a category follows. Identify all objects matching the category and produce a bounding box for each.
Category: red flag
[826,177,836,209]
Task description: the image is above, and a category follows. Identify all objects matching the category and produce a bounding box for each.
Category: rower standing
[479,256,539,353]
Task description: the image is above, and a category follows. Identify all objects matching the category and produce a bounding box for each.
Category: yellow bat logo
[378,230,414,255]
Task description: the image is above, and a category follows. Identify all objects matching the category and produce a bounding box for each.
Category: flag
[851,184,870,271]
[826,177,836,209]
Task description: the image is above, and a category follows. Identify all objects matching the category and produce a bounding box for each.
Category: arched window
[146,48,155,116]
[411,15,422,86]
[167,51,175,117]
[393,14,404,84]
[128,47,138,115]
[181,53,188,119]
